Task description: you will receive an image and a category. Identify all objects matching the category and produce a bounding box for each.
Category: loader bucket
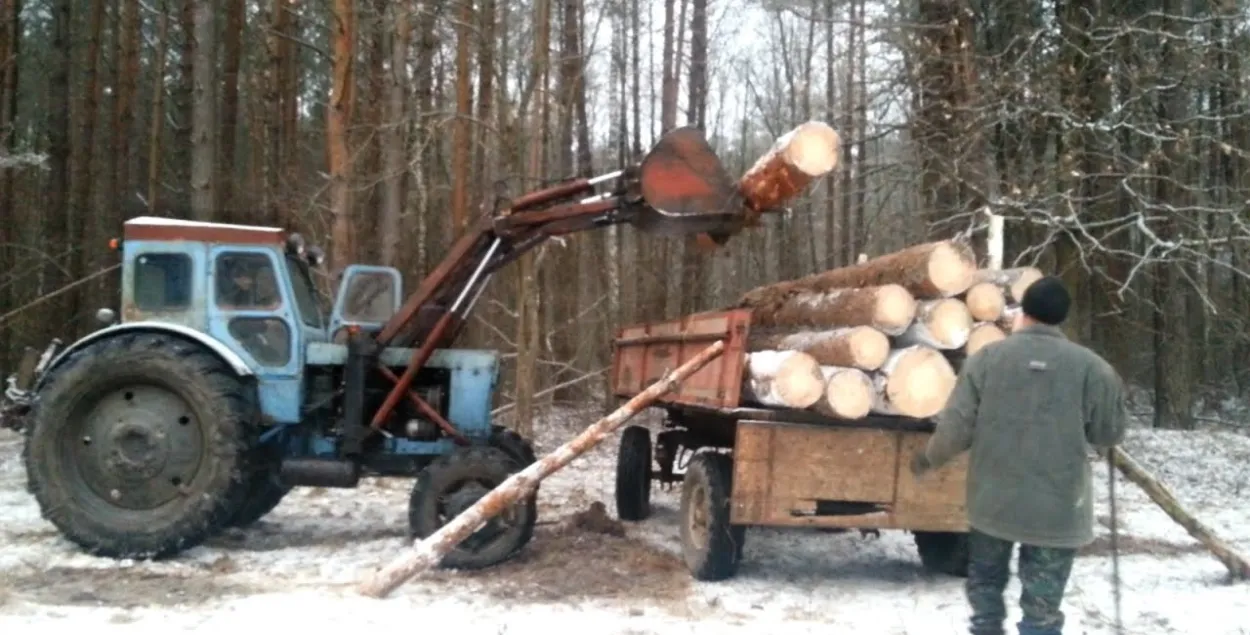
[633,126,747,236]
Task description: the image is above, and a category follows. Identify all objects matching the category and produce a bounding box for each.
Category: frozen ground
[1,406,1248,634]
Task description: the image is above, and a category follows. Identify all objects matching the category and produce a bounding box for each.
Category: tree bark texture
[747,325,889,370]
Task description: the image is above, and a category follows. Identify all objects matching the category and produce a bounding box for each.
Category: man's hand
[910,450,931,477]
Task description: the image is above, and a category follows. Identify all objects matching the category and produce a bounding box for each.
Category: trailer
[609,309,971,581]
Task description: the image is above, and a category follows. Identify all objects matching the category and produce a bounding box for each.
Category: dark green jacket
[923,324,1129,548]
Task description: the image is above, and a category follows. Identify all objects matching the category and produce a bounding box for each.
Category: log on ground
[741,350,825,409]
[965,322,1006,356]
[356,340,728,599]
[747,284,916,335]
[894,298,973,350]
[738,240,977,310]
[962,281,1006,322]
[812,366,873,419]
[1111,448,1250,581]
[975,266,1043,303]
[870,345,957,419]
[738,121,841,216]
[747,326,890,370]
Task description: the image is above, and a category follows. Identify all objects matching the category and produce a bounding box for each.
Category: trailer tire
[914,531,970,577]
[615,425,653,521]
[23,332,257,559]
[680,452,744,581]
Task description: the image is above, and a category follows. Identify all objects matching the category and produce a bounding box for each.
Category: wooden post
[356,340,728,599]
[1111,447,1250,581]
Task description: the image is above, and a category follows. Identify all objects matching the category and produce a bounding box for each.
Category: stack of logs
[735,240,1044,420]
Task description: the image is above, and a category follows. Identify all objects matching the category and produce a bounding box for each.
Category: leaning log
[747,284,917,335]
[1111,448,1250,581]
[356,340,728,599]
[870,345,957,419]
[894,298,973,350]
[747,326,890,370]
[812,366,873,419]
[975,266,1043,303]
[962,281,1006,322]
[741,350,825,409]
[738,240,978,311]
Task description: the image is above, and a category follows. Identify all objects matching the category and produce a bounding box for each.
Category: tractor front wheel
[408,446,537,569]
[23,333,257,559]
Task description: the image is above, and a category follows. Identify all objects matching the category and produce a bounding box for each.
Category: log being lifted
[738,121,841,217]
[738,240,978,312]
[749,284,917,335]
[747,325,890,370]
[962,281,1006,322]
[812,366,873,419]
[742,350,825,409]
[871,345,957,419]
[357,340,728,599]
[975,266,1043,303]
[966,322,1007,356]
[895,298,973,350]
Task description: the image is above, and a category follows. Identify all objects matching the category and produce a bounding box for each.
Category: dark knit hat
[1020,275,1070,325]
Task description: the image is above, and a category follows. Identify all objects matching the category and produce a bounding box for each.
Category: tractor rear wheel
[226,446,291,529]
[408,446,537,569]
[23,333,257,559]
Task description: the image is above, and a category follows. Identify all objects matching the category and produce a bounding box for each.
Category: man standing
[911,276,1129,635]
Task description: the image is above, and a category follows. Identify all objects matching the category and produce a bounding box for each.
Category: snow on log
[741,350,825,409]
[747,326,890,371]
[1111,448,1250,581]
[975,266,1043,303]
[965,322,1006,356]
[870,345,957,419]
[737,121,841,216]
[738,240,977,311]
[747,284,917,335]
[894,298,973,350]
[962,281,1006,322]
[811,366,873,419]
[356,340,727,599]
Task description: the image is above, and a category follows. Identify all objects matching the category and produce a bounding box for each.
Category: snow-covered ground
[1,407,1247,634]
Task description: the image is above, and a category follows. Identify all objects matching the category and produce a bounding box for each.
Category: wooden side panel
[610,309,751,409]
[730,420,968,532]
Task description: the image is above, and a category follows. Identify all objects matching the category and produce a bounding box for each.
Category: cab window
[216,252,282,310]
[133,253,192,311]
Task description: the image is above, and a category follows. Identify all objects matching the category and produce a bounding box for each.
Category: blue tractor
[0,127,752,567]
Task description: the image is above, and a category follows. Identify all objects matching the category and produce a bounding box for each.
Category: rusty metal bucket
[632,126,746,237]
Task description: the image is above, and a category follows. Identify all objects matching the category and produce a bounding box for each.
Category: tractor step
[279,458,361,488]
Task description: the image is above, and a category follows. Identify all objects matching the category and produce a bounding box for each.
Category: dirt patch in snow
[2,563,258,608]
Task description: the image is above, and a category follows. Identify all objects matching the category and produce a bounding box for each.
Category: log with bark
[965,322,1006,356]
[356,340,728,598]
[737,120,841,218]
[962,281,1006,322]
[894,298,973,350]
[737,240,977,311]
[870,345,957,419]
[747,284,916,335]
[996,304,1021,333]
[747,325,890,370]
[1110,448,1250,581]
[741,350,825,409]
[812,366,873,419]
[975,266,1043,303]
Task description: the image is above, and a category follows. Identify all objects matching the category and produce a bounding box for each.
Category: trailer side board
[611,309,751,410]
[731,419,969,532]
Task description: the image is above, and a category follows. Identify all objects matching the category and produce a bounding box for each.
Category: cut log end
[883,346,957,419]
[744,350,825,409]
[873,284,919,333]
[964,281,1006,322]
[784,121,841,176]
[846,327,890,370]
[1010,267,1044,302]
[927,242,978,297]
[816,366,873,419]
[966,322,1006,356]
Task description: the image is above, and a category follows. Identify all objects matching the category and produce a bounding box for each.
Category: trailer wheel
[23,333,256,559]
[913,531,970,577]
[615,425,652,521]
[409,446,537,569]
[680,452,744,581]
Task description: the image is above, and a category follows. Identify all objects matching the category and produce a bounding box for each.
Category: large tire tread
[680,452,744,581]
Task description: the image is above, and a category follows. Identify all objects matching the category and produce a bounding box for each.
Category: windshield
[286,255,327,329]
